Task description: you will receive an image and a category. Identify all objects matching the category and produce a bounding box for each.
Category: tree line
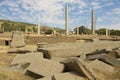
[0,21,65,34]
[74,26,120,36]
[0,20,120,36]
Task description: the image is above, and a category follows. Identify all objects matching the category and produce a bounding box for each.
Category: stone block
[8,47,31,53]
[53,72,86,80]
[11,52,43,65]
[37,76,51,80]
[25,58,64,78]
[10,31,25,48]
[62,58,97,80]
[37,41,120,59]
[89,59,114,73]
[100,54,120,67]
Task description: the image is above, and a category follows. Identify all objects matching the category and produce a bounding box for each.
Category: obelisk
[77,26,79,35]
[65,4,69,35]
[106,28,108,36]
[91,9,95,34]
[38,20,40,35]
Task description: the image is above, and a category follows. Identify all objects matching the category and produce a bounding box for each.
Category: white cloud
[91,1,113,10]
[0,0,119,30]
[97,18,103,22]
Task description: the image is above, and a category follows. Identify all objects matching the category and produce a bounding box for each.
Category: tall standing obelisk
[106,28,108,36]
[38,19,40,35]
[91,9,95,34]
[77,26,79,35]
[65,4,69,35]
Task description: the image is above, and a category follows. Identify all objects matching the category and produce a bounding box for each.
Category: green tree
[45,28,53,34]
[1,22,10,32]
[20,25,26,32]
[74,25,91,34]
[110,29,120,36]
[96,28,106,35]
[32,26,37,32]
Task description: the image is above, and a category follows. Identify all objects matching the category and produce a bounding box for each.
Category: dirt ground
[0,46,34,80]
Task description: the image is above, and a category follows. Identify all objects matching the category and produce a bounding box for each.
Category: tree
[45,28,53,34]
[110,29,120,36]
[32,26,37,32]
[1,22,10,32]
[96,28,106,35]
[74,25,91,34]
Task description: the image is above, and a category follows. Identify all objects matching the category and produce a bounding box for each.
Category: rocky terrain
[0,31,120,80]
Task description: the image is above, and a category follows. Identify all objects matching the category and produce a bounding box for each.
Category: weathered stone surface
[80,53,86,60]
[37,42,48,48]
[51,57,67,62]
[37,41,120,59]
[91,38,100,42]
[62,58,97,80]
[37,76,51,80]
[7,47,32,53]
[114,50,120,57]
[107,51,118,58]
[10,31,25,48]
[100,54,120,67]
[11,52,43,65]
[25,58,64,78]
[89,59,114,73]
[52,72,86,80]
[86,53,105,60]
[105,47,112,52]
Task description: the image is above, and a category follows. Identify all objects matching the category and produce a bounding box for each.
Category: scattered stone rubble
[9,35,120,80]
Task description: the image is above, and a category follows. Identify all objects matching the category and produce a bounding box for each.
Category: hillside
[0,19,65,34]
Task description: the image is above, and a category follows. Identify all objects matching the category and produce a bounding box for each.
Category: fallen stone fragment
[80,53,86,60]
[25,58,64,78]
[62,58,97,80]
[100,54,120,67]
[52,72,86,80]
[105,47,113,52]
[51,57,67,62]
[37,41,120,59]
[10,52,43,65]
[37,76,51,80]
[7,47,32,53]
[114,50,120,57]
[107,51,118,58]
[86,53,105,60]
[89,59,114,73]
[37,42,48,48]
[10,31,25,48]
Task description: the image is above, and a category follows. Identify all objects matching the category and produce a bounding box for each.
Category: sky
[0,0,120,30]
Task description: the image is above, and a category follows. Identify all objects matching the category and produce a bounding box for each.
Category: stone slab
[10,31,25,48]
[37,41,120,59]
[89,59,114,73]
[8,47,32,53]
[53,72,86,80]
[37,76,51,80]
[62,58,97,80]
[25,58,64,78]
[11,52,43,65]
[100,54,120,67]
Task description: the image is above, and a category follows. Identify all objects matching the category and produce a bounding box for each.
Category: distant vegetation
[0,19,65,34]
[0,19,120,36]
[74,26,120,36]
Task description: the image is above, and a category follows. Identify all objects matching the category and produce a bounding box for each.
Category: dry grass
[0,71,34,80]
[0,46,34,80]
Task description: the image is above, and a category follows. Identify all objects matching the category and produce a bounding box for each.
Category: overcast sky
[0,0,120,30]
